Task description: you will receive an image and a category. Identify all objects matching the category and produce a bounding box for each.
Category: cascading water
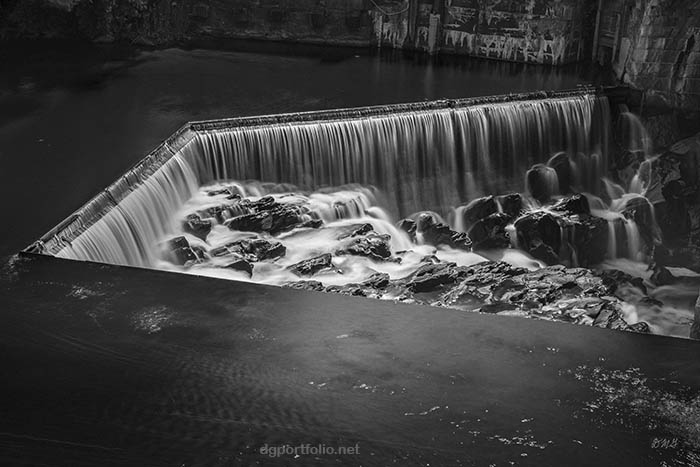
[50,92,697,338]
[58,93,611,266]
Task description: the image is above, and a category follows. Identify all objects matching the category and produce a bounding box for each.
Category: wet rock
[571,214,608,267]
[362,272,391,289]
[651,264,676,286]
[337,223,374,240]
[225,206,304,235]
[599,269,647,295]
[211,238,286,262]
[336,231,392,261]
[526,164,558,204]
[621,195,658,247]
[299,218,324,229]
[459,196,499,228]
[551,193,590,215]
[224,259,253,277]
[284,280,326,292]
[515,202,608,267]
[468,212,512,250]
[166,236,207,266]
[658,179,691,246]
[548,152,573,194]
[400,262,468,293]
[593,302,648,333]
[397,218,417,241]
[514,211,562,264]
[417,213,472,251]
[497,193,525,219]
[287,253,333,276]
[183,214,212,241]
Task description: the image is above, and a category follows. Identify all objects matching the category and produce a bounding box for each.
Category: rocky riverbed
[157,179,700,337]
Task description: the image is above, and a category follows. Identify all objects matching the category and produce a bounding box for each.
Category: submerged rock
[287,253,333,276]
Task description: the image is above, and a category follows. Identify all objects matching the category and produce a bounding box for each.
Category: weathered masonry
[2,0,595,65]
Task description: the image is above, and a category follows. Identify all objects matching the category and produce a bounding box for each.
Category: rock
[551,193,590,215]
[287,253,333,276]
[514,204,608,267]
[362,272,391,289]
[459,196,499,228]
[497,193,525,219]
[400,262,468,293]
[299,218,324,229]
[211,238,286,262]
[336,231,392,261]
[397,219,417,241]
[548,152,573,194]
[651,264,676,286]
[417,213,472,251]
[284,280,326,292]
[526,164,558,204]
[570,214,608,267]
[514,211,562,264]
[166,236,207,266]
[599,269,647,295]
[225,206,303,235]
[593,304,649,334]
[337,223,374,240]
[224,259,253,277]
[183,214,212,241]
[468,213,512,250]
[658,178,690,246]
[621,195,658,247]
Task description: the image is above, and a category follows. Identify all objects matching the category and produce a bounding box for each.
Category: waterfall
[55,93,611,267]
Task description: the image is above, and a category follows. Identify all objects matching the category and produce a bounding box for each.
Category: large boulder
[515,196,608,267]
[526,164,559,204]
[548,152,573,194]
[514,211,562,264]
[458,196,499,229]
[497,193,525,219]
[467,213,512,250]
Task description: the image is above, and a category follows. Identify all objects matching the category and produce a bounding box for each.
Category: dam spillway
[31,87,611,263]
[27,86,697,338]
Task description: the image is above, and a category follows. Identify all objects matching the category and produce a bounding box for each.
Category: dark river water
[5,42,700,467]
[0,41,606,256]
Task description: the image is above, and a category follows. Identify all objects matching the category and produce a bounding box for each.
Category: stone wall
[2,0,595,65]
[607,0,700,111]
[372,0,595,65]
